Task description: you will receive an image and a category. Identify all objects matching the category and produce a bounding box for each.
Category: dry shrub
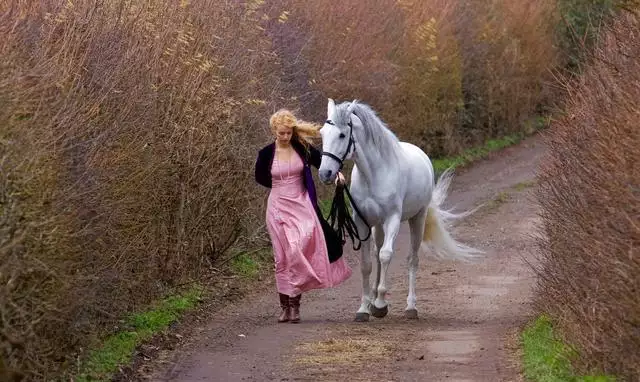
[288,0,560,157]
[399,0,559,156]
[0,0,280,378]
[277,0,405,117]
[388,0,466,156]
[453,0,559,151]
[535,12,640,380]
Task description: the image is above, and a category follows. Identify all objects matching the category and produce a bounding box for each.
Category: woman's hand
[335,171,346,186]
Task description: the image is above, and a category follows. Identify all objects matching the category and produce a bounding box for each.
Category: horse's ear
[327,98,336,117]
[346,99,358,114]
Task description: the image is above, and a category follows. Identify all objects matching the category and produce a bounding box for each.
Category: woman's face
[275,125,293,145]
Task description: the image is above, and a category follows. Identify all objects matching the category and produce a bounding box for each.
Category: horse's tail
[421,168,484,261]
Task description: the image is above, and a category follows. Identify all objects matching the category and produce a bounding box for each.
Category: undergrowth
[522,315,617,382]
[230,251,269,278]
[77,287,204,381]
[534,10,640,379]
[431,134,522,174]
[430,114,546,174]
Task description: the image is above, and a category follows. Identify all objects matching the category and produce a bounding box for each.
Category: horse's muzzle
[319,169,335,184]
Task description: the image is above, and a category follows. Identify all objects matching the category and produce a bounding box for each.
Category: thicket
[555,0,640,71]
[535,9,640,380]
[0,0,602,378]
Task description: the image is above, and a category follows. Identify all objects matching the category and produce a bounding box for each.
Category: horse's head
[319,98,358,184]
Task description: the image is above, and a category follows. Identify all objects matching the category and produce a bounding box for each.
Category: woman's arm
[308,144,322,169]
[254,148,272,188]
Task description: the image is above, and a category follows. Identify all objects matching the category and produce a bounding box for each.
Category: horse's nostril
[320,169,333,182]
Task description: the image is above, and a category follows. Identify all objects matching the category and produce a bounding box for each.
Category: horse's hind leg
[405,210,427,319]
[371,214,401,318]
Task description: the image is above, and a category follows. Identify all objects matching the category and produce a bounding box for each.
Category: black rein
[327,183,372,251]
[322,117,372,251]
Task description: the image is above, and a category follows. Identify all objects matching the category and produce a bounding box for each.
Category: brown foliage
[286,0,404,112]
[0,0,563,378]
[0,0,278,378]
[276,0,560,157]
[458,0,559,137]
[535,12,640,380]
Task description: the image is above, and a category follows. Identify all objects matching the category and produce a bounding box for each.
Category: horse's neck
[352,142,397,194]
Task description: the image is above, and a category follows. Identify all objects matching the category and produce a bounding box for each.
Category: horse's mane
[334,101,402,164]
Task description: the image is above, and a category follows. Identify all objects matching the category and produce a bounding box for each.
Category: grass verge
[77,286,204,381]
[433,133,524,174]
[433,114,549,174]
[521,315,616,382]
[75,248,272,381]
[229,250,269,278]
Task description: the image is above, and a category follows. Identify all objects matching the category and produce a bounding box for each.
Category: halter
[321,119,354,171]
[321,116,372,250]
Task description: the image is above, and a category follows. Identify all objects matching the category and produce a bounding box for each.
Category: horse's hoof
[370,304,389,318]
[354,312,370,322]
[404,309,418,320]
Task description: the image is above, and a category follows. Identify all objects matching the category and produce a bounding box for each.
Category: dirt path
[146,136,544,382]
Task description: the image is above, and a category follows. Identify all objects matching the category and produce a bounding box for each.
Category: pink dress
[266,152,352,297]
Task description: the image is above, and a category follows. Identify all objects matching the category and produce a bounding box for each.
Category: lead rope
[326,183,372,251]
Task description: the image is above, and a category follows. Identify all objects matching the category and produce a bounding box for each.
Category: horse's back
[398,141,435,216]
[399,141,434,179]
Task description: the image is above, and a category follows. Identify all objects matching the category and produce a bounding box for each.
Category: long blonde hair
[269,109,320,148]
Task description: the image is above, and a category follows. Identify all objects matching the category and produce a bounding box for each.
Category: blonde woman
[254,109,352,323]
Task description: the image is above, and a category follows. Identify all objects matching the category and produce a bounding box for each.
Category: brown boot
[290,294,301,323]
[278,293,290,323]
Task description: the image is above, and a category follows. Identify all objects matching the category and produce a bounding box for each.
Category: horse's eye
[339,133,346,139]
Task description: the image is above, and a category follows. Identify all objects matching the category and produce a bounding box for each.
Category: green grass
[77,286,204,381]
[319,198,333,218]
[76,248,270,381]
[432,133,524,174]
[513,180,537,191]
[522,315,616,382]
[230,252,262,278]
[433,115,548,174]
[483,190,510,211]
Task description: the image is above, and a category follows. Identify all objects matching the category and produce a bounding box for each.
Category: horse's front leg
[372,225,385,303]
[355,222,374,322]
[370,214,401,318]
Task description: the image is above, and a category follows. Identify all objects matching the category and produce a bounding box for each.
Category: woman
[254,109,352,323]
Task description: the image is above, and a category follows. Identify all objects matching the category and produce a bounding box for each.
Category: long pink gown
[266,152,352,297]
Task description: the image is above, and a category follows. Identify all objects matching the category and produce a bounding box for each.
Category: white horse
[318,99,483,322]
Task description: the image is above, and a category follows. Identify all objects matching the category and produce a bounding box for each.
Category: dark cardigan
[254,139,322,211]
